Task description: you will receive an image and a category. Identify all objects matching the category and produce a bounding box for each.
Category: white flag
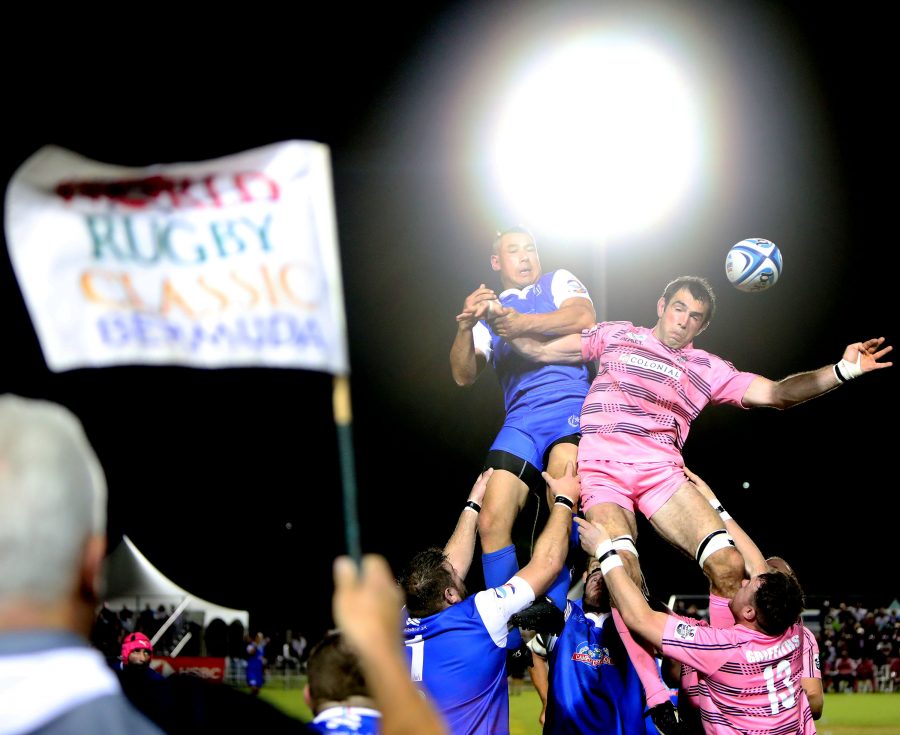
[4,141,349,374]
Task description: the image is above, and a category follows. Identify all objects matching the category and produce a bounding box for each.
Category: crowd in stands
[90,596,900,696]
[815,600,900,693]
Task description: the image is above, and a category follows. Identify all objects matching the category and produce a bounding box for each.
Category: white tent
[102,535,249,629]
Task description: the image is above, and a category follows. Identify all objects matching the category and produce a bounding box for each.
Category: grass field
[258,683,900,734]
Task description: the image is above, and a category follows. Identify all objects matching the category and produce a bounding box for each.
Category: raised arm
[449,284,494,386]
[490,296,596,340]
[516,463,580,595]
[443,469,492,580]
[333,555,448,735]
[507,332,585,365]
[683,467,767,579]
[742,337,892,409]
[575,517,669,650]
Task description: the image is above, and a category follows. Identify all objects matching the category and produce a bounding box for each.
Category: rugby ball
[725,238,782,292]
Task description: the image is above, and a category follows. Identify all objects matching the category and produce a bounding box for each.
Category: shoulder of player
[680,344,736,368]
[546,269,590,292]
[584,320,637,338]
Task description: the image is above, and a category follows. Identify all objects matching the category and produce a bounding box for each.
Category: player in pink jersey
[509,275,891,721]
[577,516,817,734]
[672,469,824,730]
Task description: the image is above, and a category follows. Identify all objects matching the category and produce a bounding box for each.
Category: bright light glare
[487,35,702,239]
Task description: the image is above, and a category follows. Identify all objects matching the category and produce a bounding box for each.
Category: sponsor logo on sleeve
[493,583,516,599]
[814,653,820,671]
[567,278,587,294]
[674,622,696,641]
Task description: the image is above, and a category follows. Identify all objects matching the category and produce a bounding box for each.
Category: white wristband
[833,354,863,383]
[600,554,624,575]
[593,538,623,574]
[708,497,732,522]
[594,539,614,560]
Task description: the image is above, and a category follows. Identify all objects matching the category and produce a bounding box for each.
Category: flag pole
[332,374,361,563]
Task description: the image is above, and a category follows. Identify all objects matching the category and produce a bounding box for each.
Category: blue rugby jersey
[543,600,656,735]
[402,577,535,735]
[473,270,592,413]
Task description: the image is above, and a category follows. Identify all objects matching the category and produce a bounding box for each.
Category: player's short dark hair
[492,226,536,254]
[398,547,453,618]
[660,276,717,325]
[306,630,368,711]
[753,571,804,636]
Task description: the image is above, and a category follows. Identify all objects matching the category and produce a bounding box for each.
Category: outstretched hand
[456,284,498,328]
[683,466,717,504]
[573,516,610,559]
[468,467,493,506]
[843,337,893,373]
[542,461,580,507]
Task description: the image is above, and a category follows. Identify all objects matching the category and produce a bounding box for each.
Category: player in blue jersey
[529,554,659,735]
[245,631,268,696]
[305,630,382,735]
[450,227,595,616]
[399,464,581,735]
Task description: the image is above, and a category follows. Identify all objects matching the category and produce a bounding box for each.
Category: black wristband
[554,495,574,510]
[834,362,847,383]
[464,500,481,513]
[597,548,619,564]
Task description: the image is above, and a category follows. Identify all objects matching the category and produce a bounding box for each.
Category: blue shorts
[246,661,264,688]
[490,388,584,471]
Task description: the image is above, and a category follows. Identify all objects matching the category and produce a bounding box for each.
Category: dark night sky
[2,2,896,642]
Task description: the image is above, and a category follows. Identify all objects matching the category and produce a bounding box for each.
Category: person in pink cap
[120,632,155,671]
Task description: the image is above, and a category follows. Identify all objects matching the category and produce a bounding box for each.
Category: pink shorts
[579,459,687,518]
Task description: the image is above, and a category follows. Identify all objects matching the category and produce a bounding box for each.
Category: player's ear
[444,586,461,605]
[656,297,666,318]
[490,254,501,272]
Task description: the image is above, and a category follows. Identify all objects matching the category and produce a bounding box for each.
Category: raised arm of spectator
[443,469,492,581]
[742,337,892,409]
[333,555,448,735]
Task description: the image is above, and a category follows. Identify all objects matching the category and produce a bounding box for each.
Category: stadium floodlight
[479,29,705,316]
[484,32,703,242]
